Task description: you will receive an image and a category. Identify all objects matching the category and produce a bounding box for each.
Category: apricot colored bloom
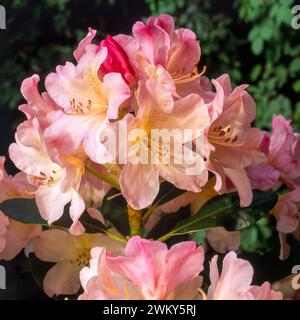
[9,119,107,233]
[44,43,131,163]
[33,229,124,297]
[119,81,210,209]
[207,252,282,300]
[206,74,266,207]
[79,236,204,300]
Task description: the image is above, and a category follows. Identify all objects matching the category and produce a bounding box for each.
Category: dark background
[0,0,299,299]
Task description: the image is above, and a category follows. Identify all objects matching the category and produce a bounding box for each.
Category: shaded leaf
[0,198,104,233]
[99,189,130,237]
[0,198,47,225]
[152,181,186,208]
[159,190,278,241]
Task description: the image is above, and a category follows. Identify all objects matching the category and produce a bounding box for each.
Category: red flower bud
[99,35,136,86]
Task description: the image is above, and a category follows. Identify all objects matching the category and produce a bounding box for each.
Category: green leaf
[152,181,186,208]
[158,190,278,241]
[190,230,206,245]
[0,198,47,225]
[100,189,130,237]
[0,198,105,233]
[251,37,264,55]
[289,57,300,73]
[28,254,54,291]
[250,64,262,81]
[142,181,187,226]
[292,79,300,93]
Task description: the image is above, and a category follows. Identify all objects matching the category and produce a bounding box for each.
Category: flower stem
[127,205,143,236]
[104,230,128,244]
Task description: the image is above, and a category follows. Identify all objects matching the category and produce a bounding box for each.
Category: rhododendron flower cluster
[1,14,299,300]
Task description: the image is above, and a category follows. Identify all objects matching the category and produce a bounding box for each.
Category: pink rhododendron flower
[44,43,131,163]
[206,74,266,206]
[273,188,300,235]
[33,229,124,297]
[119,81,210,209]
[246,132,280,191]
[114,14,209,99]
[79,236,204,300]
[207,252,282,300]
[1,13,296,301]
[9,119,108,232]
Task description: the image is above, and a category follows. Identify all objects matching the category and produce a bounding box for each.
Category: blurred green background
[0,0,300,299]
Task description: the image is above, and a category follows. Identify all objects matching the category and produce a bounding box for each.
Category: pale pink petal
[102,72,131,120]
[120,163,160,210]
[132,17,170,66]
[80,247,140,300]
[162,241,204,294]
[107,237,204,300]
[107,236,168,299]
[247,163,279,191]
[249,282,283,300]
[273,188,300,234]
[0,220,41,260]
[155,14,175,37]
[19,75,57,130]
[167,28,201,75]
[45,45,108,112]
[207,252,254,300]
[73,28,97,62]
[33,229,78,262]
[82,121,114,164]
[137,79,174,114]
[43,261,81,297]
[35,181,72,224]
[9,119,62,178]
[173,276,203,300]
[278,232,291,260]
[69,191,86,229]
[206,227,240,253]
[44,110,99,154]
[158,161,208,193]
[155,93,210,138]
[223,168,253,207]
[87,208,105,225]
